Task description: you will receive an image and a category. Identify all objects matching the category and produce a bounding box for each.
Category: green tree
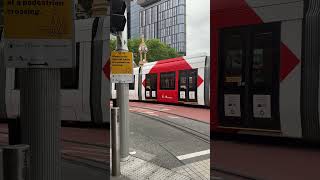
[109,38,181,65]
[78,0,92,16]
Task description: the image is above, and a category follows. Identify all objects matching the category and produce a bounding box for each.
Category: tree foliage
[110,38,182,65]
[78,0,92,16]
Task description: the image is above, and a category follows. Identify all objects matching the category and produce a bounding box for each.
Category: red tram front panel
[141,56,206,105]
[211,0,304,138]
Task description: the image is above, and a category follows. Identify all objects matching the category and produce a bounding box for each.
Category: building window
[177,15,184,24]
[178,5,185,14]
[179,24,184,32]
[160,72,176,90]
[179,0,185,5]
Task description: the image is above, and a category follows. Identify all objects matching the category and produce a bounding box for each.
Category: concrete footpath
[62,159,109,180]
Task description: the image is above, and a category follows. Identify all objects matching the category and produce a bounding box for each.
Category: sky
[186,0,210,56]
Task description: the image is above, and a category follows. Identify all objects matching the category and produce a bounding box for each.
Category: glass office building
[130,0,186,55]
[129,1,143,39]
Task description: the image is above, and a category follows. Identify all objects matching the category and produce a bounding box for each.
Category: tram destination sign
[110,51,134,83]
[3,0,73,68]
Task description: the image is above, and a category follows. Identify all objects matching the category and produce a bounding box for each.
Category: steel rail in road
[62,139,109,171]
[0,130,109,148]
[0,130,110,169]
[62,153,109,172]
[129,104,209,125]
[62,139,109,148]
[130,111,210,144]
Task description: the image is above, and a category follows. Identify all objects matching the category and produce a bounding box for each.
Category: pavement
[62,159,109,180]
[113,111,210,180]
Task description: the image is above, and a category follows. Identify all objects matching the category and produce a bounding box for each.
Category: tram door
[179,69,198,102]
[145,73,157,99]
[218,23,280,130]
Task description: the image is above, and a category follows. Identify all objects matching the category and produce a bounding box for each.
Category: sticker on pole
[3,0,73,68]
[110,51,134,83]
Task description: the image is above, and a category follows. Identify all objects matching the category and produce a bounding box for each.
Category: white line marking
[144,111,154,114]
[160,108,170,111]
[168,116,179,119]
[176,149,210,160]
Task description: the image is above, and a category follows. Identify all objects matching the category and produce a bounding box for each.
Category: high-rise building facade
[130,0,186,55]
[129,1,143,39]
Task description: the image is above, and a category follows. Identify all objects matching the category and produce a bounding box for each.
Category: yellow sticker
[111,51,133,75]
[4,0,73,39]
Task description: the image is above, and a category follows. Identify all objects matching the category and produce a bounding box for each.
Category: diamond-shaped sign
[103,59,110,80]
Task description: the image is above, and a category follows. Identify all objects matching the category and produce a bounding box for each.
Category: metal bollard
[111,107,120,177]
[3,144,30,180]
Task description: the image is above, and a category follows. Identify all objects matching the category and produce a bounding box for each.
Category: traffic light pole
[116,26,129,161]
[115,7,130,161]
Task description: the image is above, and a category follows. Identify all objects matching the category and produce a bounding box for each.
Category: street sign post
[110,0,131,163]
[3,0,73,68]
[110,51,134,83]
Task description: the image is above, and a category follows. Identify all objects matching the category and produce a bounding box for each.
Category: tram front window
[224,34,243,86]
[252,32,273,88]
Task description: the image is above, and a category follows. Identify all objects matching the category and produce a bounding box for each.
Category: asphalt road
[128,111,210,170]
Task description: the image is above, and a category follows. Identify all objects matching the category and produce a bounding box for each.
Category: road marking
[168,116,179,119]
[160,108,170,111]
[176,149,210,160]
[144,111,155,114]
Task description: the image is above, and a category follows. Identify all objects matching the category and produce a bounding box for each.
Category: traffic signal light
[110,0,127,34]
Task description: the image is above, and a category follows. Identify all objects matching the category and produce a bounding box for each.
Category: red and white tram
[112,54,211,107]
[211,0,320,141]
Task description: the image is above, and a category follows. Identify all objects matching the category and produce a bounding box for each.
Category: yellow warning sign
[4,0,73,39]
[111,51,133,75]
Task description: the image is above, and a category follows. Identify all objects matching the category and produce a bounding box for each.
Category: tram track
[130,110,210,144]
[0,130,109,168]
[62,153,109,172]
[130,104,209,124]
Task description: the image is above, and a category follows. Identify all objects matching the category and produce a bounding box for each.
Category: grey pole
[111,107,120,176]
[20,69,61,180]
[115,6,130,161]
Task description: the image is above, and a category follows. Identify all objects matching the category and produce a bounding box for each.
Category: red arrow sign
[103,58,110,80]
